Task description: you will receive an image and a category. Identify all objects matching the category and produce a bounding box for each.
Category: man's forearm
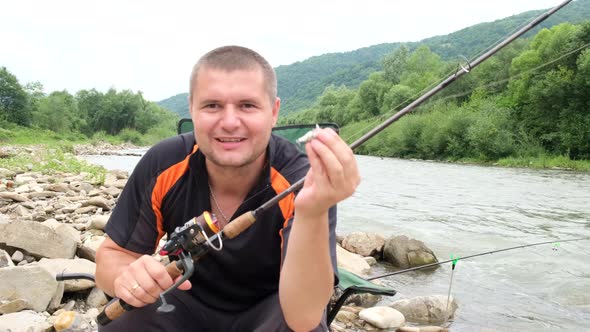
[279,211,334,331]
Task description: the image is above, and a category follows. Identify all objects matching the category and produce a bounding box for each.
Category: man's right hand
[96,238,192,307]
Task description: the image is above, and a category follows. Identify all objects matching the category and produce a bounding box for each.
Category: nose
[220,104,240,131]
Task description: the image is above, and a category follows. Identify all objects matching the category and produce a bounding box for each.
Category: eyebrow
[198,99,221,106]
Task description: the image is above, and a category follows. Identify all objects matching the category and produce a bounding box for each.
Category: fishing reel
[155,211,224,313]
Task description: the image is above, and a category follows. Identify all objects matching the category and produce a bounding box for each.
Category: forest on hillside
[279,22,590,161]
[157,0,590,118]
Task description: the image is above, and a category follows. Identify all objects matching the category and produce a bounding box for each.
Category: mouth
[215,137,246,143]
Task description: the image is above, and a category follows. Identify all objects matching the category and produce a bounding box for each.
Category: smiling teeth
[219,138,242,142]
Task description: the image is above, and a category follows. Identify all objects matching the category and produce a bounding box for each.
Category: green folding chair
[328,269,397,325]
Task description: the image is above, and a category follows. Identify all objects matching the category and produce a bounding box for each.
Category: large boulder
[77,235,106,262]
[383,235,438,269]
[0,310,52,332]
[358,306,405,329]
[0,220,79,259]
[390,295,458,325]
[341,232,385,257]
[0,265,60,312]
[37,258,96,292]
[336,245,371,276]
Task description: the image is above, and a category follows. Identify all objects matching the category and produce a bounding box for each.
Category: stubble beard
[204,144,267,171]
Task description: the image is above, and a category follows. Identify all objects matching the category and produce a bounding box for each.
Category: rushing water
[82,153,590,331]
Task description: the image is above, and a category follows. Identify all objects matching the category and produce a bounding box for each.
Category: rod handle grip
[97,261,184,325]
[223,211,256,239]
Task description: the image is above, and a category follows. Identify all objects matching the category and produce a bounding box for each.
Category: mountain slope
[158,0,590,118]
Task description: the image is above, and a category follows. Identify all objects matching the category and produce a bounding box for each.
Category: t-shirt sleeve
[104,151,161,255]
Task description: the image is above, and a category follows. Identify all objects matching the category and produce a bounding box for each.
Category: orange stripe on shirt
[151,144,199,249]
[271,167,296,253]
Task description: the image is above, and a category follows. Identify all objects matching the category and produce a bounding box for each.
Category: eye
[241,103,256,109]
[203,103,220,111]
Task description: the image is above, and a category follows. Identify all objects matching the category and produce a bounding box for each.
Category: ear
[271,97,280,126]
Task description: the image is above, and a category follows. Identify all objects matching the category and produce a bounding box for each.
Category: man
[95,45,360,331]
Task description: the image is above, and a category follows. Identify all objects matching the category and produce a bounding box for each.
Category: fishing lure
[296,124,321,146]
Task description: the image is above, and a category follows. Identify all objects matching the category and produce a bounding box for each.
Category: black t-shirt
[105,133,338,312]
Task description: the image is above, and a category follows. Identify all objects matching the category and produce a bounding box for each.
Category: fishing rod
[367,237,589,281]
[255,0,573,215]
[97,0,573,324]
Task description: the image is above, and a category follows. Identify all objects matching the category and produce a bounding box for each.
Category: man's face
[189,66,279,169]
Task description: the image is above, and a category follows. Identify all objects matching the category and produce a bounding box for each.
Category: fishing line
[366,237,588,281]
[258,0,573,213]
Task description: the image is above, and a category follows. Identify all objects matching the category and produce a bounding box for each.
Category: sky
[1,0,567,102]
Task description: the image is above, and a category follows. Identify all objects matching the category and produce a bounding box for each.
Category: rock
[88,215,109,230]
[0,167,16,178]
[62,300,76,312]
[12,204,32,217]
[0,265,59,312]
[28,191,58,199]
[86,287,108,308]
[102,187,121,198]
[69,182,94,193]
[77,235,106,262]
[0,220,79,259]
[47,183,70,193]
[48,281,66,312]
[14,174,36,184]
[0,192,28,202]
[53,310,92,332]
[335,291,381,308]
[335,310,357,323]
[364,256,377,266]
[398,327,421,332]
[342,232,385,257]
[0,310,53,332]
[74,206,97,214]
[11,250,24,263]
[390,295,458,325]
[81,197,111,210]
[336,245,371,276]
[358,306,405,329]
[0,299,29,314]
[14,184,31,193]
[37,258,96,292]
[383,235,438,269]
[1,249,15,267]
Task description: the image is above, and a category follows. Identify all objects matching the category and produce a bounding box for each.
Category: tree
[399,46,445,92]
[381,45,409,84]
[34,90,79,132]
[0,67,30,125]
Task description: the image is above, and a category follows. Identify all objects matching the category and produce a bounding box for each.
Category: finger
[305,138,325,180]
[309,138,345,188]
[176,278,192,291]
[315,129,358,178]
[127,281,158,304]
[132,268,163,303]
[142,258,174,296]
[115,278,149,308]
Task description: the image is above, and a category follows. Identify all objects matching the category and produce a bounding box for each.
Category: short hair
[189,45,277,103]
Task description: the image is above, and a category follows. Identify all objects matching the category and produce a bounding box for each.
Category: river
[81,152,590,331]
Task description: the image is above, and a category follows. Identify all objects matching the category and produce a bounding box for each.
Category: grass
[496,154,590,171]
[0,148,106,185]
